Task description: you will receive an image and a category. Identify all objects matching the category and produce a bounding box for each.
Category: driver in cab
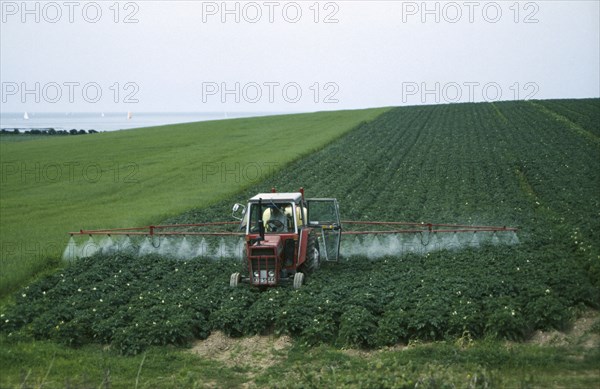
[263,205,290,232]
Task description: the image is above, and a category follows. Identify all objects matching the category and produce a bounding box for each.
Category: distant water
[0,112,287,132]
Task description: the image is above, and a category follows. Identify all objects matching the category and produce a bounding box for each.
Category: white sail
[127,111,132,120]
[23,112,29,120]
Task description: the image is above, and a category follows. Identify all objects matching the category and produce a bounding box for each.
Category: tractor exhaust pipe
[257,198,265,243]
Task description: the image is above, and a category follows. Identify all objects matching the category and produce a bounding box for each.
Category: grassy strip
[257,341,600,388]
[0,108,389,296]
[0,335,247,388]
[2,334,597,388]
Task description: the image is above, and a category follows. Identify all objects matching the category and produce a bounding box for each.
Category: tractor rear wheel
[293,272,304,289]
[230,272,241,287]
[304,232,321,273]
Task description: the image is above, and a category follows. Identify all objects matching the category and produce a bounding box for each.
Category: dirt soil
[190,331,292,371]
[527,309,600,348]
[189,310,599,385]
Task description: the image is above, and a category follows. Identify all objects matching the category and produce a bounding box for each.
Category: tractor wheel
[293,272,304,289]
[230,272,241,288]
[304,232,321,273]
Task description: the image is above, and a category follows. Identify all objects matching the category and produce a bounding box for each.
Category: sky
[1,0,599,113]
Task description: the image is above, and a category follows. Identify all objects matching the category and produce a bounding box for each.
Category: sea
[0,112,288,132]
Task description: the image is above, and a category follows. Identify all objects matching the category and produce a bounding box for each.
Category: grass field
[0,108,388,295]
[1,100,599,387]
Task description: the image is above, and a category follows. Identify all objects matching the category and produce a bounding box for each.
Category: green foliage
[484,300,530,341]
[209,288,257,337]
[591,318,600,335]
[0,336,247,388]
[526,295,572,331]
[375,305,411,346]
[1,248,596,354]
[337,305,377,348]
[300,312,338,346]
[1,99,599,356]
[1,254,239,355]
[256,341,600,389]
[0,108,388,295]
[240,288,286,335]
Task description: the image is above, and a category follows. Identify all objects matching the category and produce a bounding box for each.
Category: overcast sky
[1,0,599,113]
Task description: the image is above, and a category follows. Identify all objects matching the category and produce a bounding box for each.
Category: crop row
[1,245,596,355]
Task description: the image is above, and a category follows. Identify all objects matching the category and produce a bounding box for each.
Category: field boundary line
[528,101,600,147]
[491,103,509,124]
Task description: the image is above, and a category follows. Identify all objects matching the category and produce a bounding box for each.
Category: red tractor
[229,188,341,289]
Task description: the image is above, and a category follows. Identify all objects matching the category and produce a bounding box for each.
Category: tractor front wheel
[293,272,304,289]
[230,272,241,287]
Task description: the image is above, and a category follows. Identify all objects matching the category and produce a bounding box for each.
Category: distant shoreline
[0,111,294,132]
[1,128,99,135]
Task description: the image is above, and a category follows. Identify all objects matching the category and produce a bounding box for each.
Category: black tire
[304,232,321,273]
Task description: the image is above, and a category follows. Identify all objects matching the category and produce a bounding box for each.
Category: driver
[263,205,288,232]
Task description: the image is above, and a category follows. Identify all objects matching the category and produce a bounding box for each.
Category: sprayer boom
[65,188,518,289]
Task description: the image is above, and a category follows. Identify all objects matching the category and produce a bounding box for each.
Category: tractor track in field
[528,101,600,147]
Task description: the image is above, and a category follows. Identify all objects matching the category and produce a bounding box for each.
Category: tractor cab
[242,192,304,234]
[230,190,341,288]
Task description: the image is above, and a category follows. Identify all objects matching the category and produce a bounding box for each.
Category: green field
[1,100,599,387]
[0,108,388,295]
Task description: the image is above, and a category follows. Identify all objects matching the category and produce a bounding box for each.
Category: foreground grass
[0,108,388,295]
[0,336,245,388]
[269,341,600,388]
[1,334,598,388]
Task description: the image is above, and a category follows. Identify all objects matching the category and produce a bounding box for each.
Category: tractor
[229,188,341,289]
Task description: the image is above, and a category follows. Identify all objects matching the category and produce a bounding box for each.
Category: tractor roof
[249,192,302,203]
